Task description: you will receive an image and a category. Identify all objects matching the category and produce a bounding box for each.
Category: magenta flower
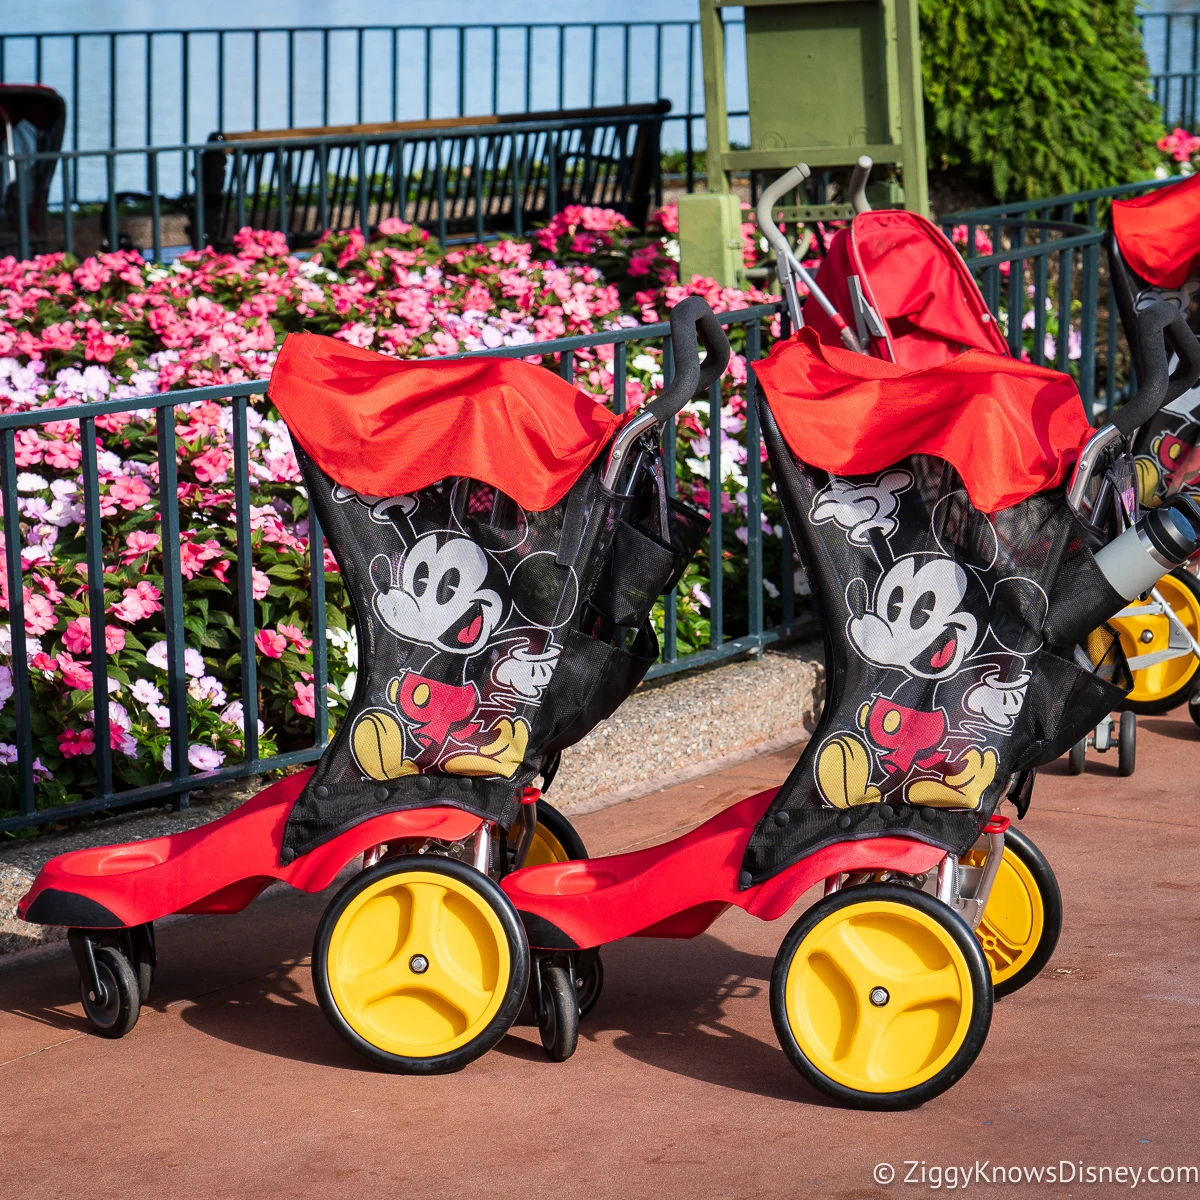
[255,629,287,658]
[191,446,231,483]
[58,728,96,757]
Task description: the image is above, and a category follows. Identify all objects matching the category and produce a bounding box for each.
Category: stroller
[1107,174,1200,727]
[20,294,1200,1109]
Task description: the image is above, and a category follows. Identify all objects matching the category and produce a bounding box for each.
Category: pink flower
[105,625,127,654]
[62,617,91,654]
[57,652,94,691]
[1158,127,1200,163]
[22,588,57,636]
[105,475,153,512]
[251,568,271,600]
[179,538,222,579]
[291,680,316,718]
[377,217,412,236]
[121,530,160,563]
[110,581,163,624]
[277,622,313,652]
[255,629,287,658]
[191,446,231,483]
[58,728,96,758]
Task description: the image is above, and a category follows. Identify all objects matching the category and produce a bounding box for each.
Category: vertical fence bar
[145,34,154,148]
[182,31,190,145]
[391,28,399,122]
[2,430,35,814]
[253,30,261,130]
[109,36,117,150]
[323,29,331,126]
[1006,224,1025,359]
[279,149,290,241]
[662,336,677,663]
[589,25,598,107]
[80,416,113,801]
[559,349,575,384]
[1079,241,1099,413]
[708,376,723,650]
[557,26,566,110]
[288,30,296,128]
[318,141,329,232]
[1056,248,1074,375]
[745,319,764,645]
[16,163,29,262]
[63,156,74,257]
[156,405,190,808]
[1033,229,1049,369]
[72,34,81,153]
[491,27,499,114]
[425,28,433,119]
[231,396,259,765]
[150,153,162,264]
[436,138,447,246]
[358,28,366,124]
[217,32,225,132]
[309,506,330,748]
[613,342,627,415]
[457,26,466,116]
[525,26,533,113]
[105,153,118,252]
[193,147,206,250]
[357,138,369,241]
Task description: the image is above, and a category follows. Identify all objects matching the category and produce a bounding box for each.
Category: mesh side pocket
[1015,640,1130,770]
[590,520,678,628]
[531,623,659,754]
[660,498,710,591]
[1043,547,1126,648]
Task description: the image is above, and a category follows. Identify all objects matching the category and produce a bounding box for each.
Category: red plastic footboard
[18,769,483,929]
[502,789,946,949]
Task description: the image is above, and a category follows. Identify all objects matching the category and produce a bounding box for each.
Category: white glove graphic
[494,643,561,699]
[964,668,1030,730]
[811,470,912,545]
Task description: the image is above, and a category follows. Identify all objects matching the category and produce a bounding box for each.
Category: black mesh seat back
[743,399,1130,885]
[283,446,706,860]
[1109,228,1200,507]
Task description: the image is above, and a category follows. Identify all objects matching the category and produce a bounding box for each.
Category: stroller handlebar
[848,155,873,215]
[1067,300,1200,522]
[601,296,731,491]
[1112,300,1200,438]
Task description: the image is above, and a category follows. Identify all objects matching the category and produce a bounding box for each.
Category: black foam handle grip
[1113,300,1200,437]
[647,295,732,425]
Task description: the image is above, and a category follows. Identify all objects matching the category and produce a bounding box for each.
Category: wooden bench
[195,101,670,250]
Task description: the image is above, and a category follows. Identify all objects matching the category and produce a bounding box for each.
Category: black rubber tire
[80,945,141,1039]
[1120,569,1200,715]
[1190,691,1200,730]
[534,799,588,861]
[128,923,155,1004]
[990,827,1064,1000]
[576,951,604,1019]
[1067,737,1087,775]
[1118,710,1136,778]
[770,884,993,1111]
[537,963,580,1062]
[312,855,530,1075]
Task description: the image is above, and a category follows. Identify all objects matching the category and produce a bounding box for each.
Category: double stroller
[20,274,1200,1106]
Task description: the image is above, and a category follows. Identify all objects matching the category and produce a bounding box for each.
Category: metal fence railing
[1144,9,1200,129]
[0,19,752,204]
[0,302,790,833]
[947,176,1187,421]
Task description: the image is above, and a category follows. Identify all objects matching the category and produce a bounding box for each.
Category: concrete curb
[0,642,823,962]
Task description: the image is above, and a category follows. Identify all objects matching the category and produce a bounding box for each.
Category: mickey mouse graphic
[810,470,1045,811]
[333,482,573,782]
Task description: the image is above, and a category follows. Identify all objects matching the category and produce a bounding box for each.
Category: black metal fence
[0,302,790,833]
[1145,9,1200,129]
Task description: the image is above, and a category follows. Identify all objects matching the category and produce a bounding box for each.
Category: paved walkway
[2,718,1199,1199]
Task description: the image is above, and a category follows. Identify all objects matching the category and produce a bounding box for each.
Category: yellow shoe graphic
[444,718,530,779]
[907,747,997,810]
[351,710,418,781]
[816,733,883,809]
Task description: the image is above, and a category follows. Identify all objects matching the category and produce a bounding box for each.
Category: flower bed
[0,205,784,822]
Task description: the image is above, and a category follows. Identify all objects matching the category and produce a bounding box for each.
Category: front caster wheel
[313,856,529,1074]
[78,944,141,1038]
[771,885,992,1110]
[1118,710,1136,777]
[1067,738,1087,775]
[575,950,604,1019]
[536,962,579,1062]
[964,827,1063,998]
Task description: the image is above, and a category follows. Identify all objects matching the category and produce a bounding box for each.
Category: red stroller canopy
[269,333,623,511]
[802,211,1010,368]
[754,327,1091,513]
[1112,173,1200,290]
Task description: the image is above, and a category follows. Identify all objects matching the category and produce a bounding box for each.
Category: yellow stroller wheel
[770,885,991,1109]
[314,856,529,1073]
[1113,568,1200,714]
[963,827,1062,998]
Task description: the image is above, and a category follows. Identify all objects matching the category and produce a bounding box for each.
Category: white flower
[49,478,78,500]
[16,473,48,493]
[188,674,227,706]
[147,703,172,729]
[146,641,169,669]
[763,578,780,599]
[131,678,163,705]
[0,665,11,711]
[183,648,206,678]
[189,744,225,771]
[631,354,658,373]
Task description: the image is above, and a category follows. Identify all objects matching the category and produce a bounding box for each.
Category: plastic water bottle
[1093,499,1200,600]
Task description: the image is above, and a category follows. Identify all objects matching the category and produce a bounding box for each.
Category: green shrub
[920,0,1166,201]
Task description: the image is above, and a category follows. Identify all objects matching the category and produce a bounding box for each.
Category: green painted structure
[680,0,929,285]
